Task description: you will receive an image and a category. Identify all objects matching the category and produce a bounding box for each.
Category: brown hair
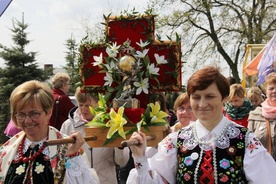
[173,92,189,112]
[187,66,229,100]
[75,87,98,104]
[10,80,54,126]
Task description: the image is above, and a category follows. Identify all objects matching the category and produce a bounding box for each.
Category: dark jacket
[49,88,75,130]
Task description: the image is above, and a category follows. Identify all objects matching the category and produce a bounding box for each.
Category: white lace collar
[14,137,50,160]
[179,117,241,151]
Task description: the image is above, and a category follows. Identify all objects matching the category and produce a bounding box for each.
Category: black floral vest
[176,123,249,184]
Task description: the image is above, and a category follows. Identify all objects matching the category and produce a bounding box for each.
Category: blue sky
[0,0,149,68]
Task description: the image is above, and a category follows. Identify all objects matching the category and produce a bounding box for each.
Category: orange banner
[244,48,265,76]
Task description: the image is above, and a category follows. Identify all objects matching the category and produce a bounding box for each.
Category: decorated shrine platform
[79,12,182,147]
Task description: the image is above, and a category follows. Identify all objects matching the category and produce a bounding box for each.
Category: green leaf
[85,121,106,128]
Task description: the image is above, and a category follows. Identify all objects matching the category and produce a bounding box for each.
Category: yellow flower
[106,107,127,139]
[149,102,168,123]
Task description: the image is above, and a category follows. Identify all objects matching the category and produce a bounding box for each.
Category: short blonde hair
[247,86,263,101]
[52,73,70,89]
[10,80,54,126]
[228,84,245,100]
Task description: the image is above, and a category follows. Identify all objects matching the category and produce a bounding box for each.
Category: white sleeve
[126,132,178,184]
[244,132,276,184]
[60,120,72,136]
[65,156,100,184]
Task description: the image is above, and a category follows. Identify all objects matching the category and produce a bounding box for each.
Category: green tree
[0,17,51,143]
[149,0,276,83]
[64,34,79,94]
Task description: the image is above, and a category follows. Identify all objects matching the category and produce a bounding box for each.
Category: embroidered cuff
[65,156,86,176]
[133,156,149,175]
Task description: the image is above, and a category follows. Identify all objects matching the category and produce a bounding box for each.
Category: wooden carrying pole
[44,135,156,147]
[44,136,97,146]
[120,135,156,148]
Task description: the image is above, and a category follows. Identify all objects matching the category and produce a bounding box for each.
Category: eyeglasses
[15,111,44,121]
[177,107,193,112]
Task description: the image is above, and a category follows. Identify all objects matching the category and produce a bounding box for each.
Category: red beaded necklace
[18,136,47,163]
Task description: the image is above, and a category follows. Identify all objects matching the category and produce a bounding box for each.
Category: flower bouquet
[84,93,169,147]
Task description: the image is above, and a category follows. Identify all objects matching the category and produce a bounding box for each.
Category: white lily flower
[109,42,120,52]
[104,61,116,73]
[106,47,117,58]
[93,53,103,66]
[106,42,120,57]
[104,73,113,86]
[133,78,149,95]
[148,63,160,76]
[136,39,150,48]
[154,54,168,65]
[134,49,149,58]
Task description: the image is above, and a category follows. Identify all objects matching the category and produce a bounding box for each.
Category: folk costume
[0,126,99,184]
[127,117,276,184]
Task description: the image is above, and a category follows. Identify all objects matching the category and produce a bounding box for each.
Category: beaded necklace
[18,136,47,163]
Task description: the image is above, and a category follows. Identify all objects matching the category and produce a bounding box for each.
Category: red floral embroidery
[180,145,188,154]
[162,137,175,152]
[134,162,142,169]
[165,143,173,150]
[247,139,259,153]
[184,173,191,181]
[3,140,10,146]
[51,156,59,169]
[219,174,229,182]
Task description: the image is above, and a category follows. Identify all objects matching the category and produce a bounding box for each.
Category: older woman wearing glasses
[0,80,99,184]
[170,92,197,132]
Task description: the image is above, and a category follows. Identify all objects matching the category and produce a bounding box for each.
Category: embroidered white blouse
[126,117,276,184]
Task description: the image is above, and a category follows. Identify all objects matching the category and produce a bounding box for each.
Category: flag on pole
[244,48,265,76]
[257,33,276,85]
[0,0,13,17]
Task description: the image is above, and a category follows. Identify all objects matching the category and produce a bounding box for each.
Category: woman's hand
[67,131,85,155]
[129,131,147,158]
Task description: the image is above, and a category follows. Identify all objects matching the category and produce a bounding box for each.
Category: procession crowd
[1,66,276,184]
